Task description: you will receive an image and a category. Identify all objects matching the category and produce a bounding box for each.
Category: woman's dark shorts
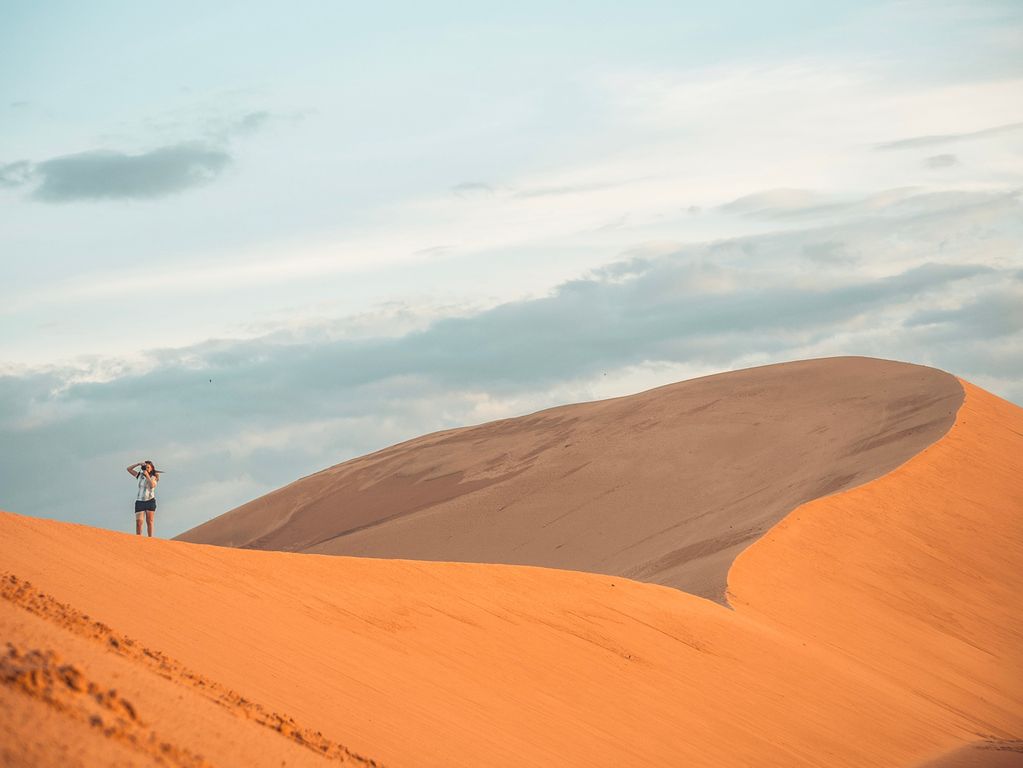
[135,499,157,514]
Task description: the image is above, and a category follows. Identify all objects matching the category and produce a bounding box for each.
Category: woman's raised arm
[127,462,142,478]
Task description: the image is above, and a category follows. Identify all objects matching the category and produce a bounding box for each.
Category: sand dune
[177,357,963,601]
[2,369,1020,766]
[728,381,1023,761]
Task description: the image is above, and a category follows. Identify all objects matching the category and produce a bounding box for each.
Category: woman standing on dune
[127,460,160,537]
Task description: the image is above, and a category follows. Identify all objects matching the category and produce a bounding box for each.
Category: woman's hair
[143,460,154,473]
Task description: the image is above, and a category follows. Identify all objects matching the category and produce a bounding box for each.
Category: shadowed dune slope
[1,379,1021,767]
[177,357,962,601]
[915,740,1023,768]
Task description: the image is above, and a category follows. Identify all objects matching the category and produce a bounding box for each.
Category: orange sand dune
[728,382,1023,763]
[1,377,1020,766]
[177,357,962,601]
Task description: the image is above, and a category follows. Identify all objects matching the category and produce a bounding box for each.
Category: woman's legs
[135,512,144,535]
[145,510,155,537]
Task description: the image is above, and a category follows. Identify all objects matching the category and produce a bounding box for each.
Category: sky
[1,0,1021,537]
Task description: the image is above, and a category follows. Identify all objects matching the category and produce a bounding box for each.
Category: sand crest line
[0,573,382,768]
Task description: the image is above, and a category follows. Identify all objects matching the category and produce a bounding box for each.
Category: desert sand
[2,360,1020,767]
[177,357,963,601]
[917,740,1023,767]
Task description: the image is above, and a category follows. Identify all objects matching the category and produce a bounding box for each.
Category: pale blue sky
[1,1,1021,535]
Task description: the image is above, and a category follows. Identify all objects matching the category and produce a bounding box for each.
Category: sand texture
[1,367,1020,767]
[914,740,1023,767]
[176,356,963,601]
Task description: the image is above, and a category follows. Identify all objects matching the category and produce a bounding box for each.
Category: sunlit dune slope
[0,514,994,768]
[729,381,1023,763]
[177,356,962,601]
[1,378,1021,767]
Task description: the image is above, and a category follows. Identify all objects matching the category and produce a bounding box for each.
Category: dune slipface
[177,357,963,601]
[1,367,1020,767]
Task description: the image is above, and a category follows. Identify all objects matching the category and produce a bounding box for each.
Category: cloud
[205,110,277,142]
[226,110,271,136]
[801,241,856,265]
[906,282,1023,339]
[3,106,283,203]
[30,143,231,202]
[723,187,876,219]
[449,178,637,202]
[513,180,629,199]
[718,186,1012,222]
[924,154,959,169]
[412,245,454,257]
[875,121,1023,151]
[720,188,827,217]
[0,160,33,188]
[450,182,495,198]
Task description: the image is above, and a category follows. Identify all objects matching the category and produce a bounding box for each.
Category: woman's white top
[137,471,156,501]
